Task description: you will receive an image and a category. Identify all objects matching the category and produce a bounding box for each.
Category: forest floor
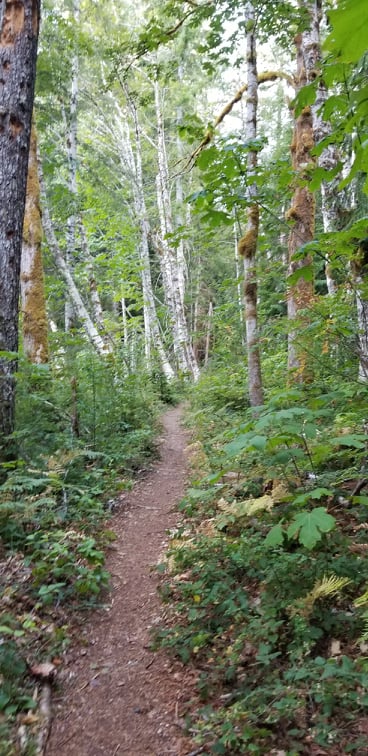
[46,405,196,756]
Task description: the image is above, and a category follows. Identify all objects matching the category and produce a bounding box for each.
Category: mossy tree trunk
[0,0,40,456]
[238,3,264,408]
[21,121,48,364]
[287,4,317,380]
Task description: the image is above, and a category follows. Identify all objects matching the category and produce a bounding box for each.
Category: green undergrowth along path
[155,380,368,755]
[0,353,181,755]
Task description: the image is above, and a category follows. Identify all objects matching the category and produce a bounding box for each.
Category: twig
[77,672,100,692]
[351,478,368,497]
[112,745,120,755]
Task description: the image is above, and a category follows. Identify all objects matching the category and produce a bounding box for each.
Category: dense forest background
[1,0,368,753]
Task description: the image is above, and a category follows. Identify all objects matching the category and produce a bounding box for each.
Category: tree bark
[287,4,317,379]
[121,90,175,380]
[237,4,264,407]
[352,240,368,382]
[0,0,41,454]
[39,163,109,356]
[65,0,79,331]
[21,121,48,364]
[310,0,341,295]
[154,79,199,380]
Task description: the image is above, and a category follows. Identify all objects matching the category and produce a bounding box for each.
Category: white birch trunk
[239,4,264,406]
[204,301,213,367]
[175,64,186,307]
[121,93,175,380]
[310,0,339,295]
[39,164,108,356]
[154,79,199,381]
[64,0,79,331]
[234,220,245,345]
[356,284,368,382]
[78,218,106,331]
[352,242,368,382]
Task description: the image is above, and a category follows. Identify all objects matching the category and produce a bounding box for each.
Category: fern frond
[359,612,368,642]
[354,590,368,608]
[289,574,351,618]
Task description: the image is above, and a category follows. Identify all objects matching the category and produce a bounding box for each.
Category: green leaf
[330,435,366,449]
[287,508,336,549]
[265,523,285,547]
[196,146,217,170]
[293,488,332,505]
[288,264,314,286]
[224,433,253,457]
[325,0,368,63]
[248,435,267,451]
[352,496,368,506]
[294,80,318,114]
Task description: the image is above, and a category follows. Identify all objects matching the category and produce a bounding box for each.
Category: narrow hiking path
[46,406,196,756]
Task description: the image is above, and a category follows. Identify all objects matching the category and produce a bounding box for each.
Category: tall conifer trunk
[0,0,40,454]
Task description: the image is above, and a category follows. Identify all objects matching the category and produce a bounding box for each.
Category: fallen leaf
[30,662,56,680]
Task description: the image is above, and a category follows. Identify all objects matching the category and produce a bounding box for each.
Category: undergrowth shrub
[0,343,175,747]
[156,381,368,754]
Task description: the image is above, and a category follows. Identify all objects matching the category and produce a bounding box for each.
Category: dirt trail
[46,406,194,756]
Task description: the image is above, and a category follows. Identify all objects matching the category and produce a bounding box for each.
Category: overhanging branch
[184,70,295,170]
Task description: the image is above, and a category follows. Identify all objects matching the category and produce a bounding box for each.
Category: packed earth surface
[46,406,196,756]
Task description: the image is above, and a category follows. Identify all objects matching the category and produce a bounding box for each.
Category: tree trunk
[0,0,41,454]
[310,0,341,295]
[21,121,48,364]
[175,63,186,308]
[122,92,175,380]
[237,4,264,407]
[287,6,316,379]
[39,164,109,356]
[233,220,245,344]
[154,79,200,381]
[352,240,368,382]
[65,0,79,331]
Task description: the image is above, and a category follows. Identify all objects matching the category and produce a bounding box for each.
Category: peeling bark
[0,0,41,452]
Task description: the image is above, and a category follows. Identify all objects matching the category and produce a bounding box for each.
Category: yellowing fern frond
[354,590,368,608]
[289,574,351,618]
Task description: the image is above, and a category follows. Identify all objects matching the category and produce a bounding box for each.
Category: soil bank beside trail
[46,405,194,756]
